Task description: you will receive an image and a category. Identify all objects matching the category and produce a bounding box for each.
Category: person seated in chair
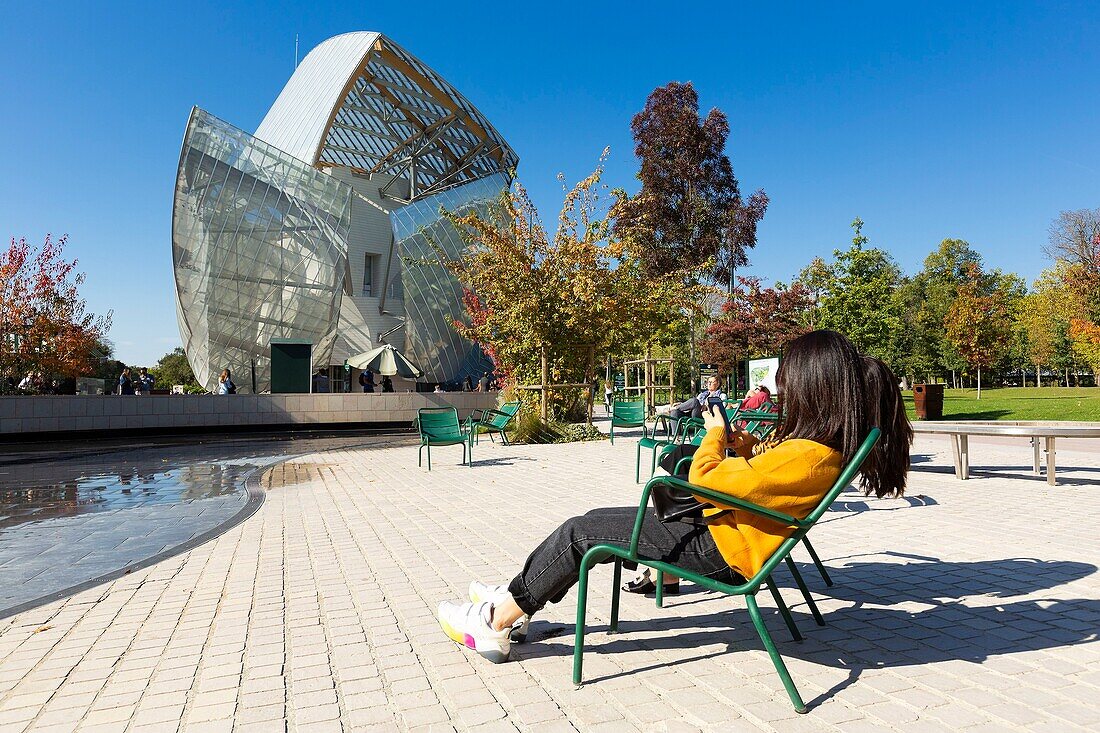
[739,384,772,411]
[668,376,728,421]
[435,331,912,662]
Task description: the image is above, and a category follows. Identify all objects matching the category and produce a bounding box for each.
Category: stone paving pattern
[0,430,1097,731]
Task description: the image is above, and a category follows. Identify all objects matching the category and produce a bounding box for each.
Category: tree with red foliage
[613,81,768,288]
[1,234,112,387]
[700,276,813,376]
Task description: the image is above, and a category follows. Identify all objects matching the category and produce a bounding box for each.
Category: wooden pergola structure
[622,345,675,415]
[515,344,599,424]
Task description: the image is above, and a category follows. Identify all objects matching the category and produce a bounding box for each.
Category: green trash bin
[913,383,944,420]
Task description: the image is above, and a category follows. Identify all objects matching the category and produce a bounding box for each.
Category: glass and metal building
[172,32,517,392]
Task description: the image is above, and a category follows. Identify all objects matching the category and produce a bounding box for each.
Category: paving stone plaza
[0,428,1098,732]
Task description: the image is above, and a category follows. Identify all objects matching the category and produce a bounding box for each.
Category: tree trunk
[977,367,982,399]
[688,313,696,394]
[585,345,595,429]
[1036,363,1041,388]
[540,345,549,422]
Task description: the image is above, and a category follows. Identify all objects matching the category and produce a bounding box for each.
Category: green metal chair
[573,428,881,713]
[609,400,648,445]
[669,410,834,608]
[636,415,715,484]
[465,401,521,445]
[416,407,472,470]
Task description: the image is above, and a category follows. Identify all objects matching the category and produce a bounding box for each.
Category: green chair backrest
[418,407,463,439]
[612,400,646,426]
[745,427,880,590]
[738,409,782,440]
[488,401,521,429]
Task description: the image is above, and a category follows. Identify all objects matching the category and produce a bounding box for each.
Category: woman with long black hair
[437,330,912,663]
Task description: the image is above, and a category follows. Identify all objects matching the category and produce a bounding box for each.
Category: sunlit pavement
[0,429,1097,732]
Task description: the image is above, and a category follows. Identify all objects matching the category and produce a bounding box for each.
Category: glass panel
[389,173,507,385]
[171,108,353,393]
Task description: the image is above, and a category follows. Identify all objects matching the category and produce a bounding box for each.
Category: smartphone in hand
[706,396,733,435]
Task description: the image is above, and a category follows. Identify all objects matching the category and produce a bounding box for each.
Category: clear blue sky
[3,2,1099,366]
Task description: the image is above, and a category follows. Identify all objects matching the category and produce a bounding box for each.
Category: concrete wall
[0,392,499,436]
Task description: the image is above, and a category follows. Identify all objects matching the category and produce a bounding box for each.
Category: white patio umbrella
[346,344,423,378]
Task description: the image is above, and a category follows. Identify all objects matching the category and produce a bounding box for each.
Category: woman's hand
[701,403,726,432]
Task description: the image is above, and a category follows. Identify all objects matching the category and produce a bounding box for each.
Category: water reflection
[0,435,379,530]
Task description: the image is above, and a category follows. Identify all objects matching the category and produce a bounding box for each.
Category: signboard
[747,356,780,395]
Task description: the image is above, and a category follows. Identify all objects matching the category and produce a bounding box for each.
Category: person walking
[218,369,236,395]
[118,368,134,395]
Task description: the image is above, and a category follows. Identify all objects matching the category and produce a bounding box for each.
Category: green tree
[908,239,984,383]
[1017,264,1086,386]
[795,256,831,330]
[1069,319,1100,383]
[443,156,697,422]
[153,347,200,390]
[811,218,905,365]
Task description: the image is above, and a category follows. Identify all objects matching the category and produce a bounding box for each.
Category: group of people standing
[117,367,157,395]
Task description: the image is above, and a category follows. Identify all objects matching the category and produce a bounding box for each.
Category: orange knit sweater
[688,427,842,580]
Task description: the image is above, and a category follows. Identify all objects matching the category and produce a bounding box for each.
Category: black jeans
[669,397,703,420]
[507,506,740,616]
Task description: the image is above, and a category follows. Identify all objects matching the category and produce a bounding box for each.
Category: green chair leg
[418,444,423,467]
[746,593,808,714]
[655,569,664,608]
[609,425,614,445]
[785,557,825,627]
[635,443,642,483]
[801,537,833,587]
[765,577,802,642]
[610,560,622,633]
[426,445,431,471]
[573,552,600,687]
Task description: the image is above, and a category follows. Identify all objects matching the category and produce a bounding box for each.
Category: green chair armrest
[642,475,806,528]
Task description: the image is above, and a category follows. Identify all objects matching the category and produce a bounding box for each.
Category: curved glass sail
[390,173,508,383]
[172,108,353,392]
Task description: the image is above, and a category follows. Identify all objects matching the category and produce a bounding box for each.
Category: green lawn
[903,387,1100,422]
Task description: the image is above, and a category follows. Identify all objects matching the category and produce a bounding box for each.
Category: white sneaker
[469,581,530,642]
[437,600,511,664]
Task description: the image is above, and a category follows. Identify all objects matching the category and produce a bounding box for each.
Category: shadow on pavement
[518,555,1099,709]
